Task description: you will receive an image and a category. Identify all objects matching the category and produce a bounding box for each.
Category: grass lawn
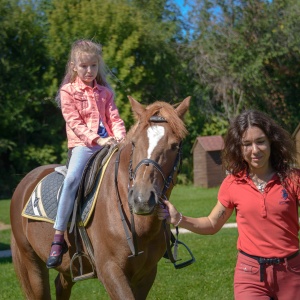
[0,185,237,299]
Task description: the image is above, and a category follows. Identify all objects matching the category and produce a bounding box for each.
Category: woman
[158,110,300,299]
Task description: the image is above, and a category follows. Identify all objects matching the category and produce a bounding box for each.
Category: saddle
[81,146,110,197]
[22,145,117,226]
[64,145,114,198]
[69,144,118,231]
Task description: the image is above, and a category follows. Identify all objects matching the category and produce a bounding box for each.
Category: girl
[158,110,300,299]
[46,40,126,268]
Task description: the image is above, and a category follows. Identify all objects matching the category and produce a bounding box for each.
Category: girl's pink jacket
[60,77,126,149]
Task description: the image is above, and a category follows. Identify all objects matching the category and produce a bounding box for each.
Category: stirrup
[70,252,96,282]
[172,240,196,269]
[165,239,196,269]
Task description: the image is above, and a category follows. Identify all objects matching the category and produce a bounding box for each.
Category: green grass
[0,230,10,251]
[0,186,237,299]
[170,185,236,223]
[0,199,11,224]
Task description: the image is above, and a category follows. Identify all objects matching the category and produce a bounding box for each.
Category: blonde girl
[46,40,126,268]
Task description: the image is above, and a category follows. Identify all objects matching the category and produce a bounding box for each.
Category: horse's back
[11,164,61,212]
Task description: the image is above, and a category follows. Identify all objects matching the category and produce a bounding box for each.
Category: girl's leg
[46,145,101,268]
[54,145,101,231]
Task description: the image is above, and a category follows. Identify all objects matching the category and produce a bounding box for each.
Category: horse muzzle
[128,185,158,215]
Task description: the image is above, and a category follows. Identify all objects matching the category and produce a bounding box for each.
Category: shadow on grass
[0,242,11,251]
[0,257,12,264]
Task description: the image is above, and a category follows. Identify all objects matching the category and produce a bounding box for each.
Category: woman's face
[241,126,271,173]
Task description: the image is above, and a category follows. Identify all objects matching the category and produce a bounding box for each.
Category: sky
[174,0,191,15]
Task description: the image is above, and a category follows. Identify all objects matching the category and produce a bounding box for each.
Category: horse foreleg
[11,235,51,300]
[55,272,74,300]
[132,266,157,300]
[99,262,135,300]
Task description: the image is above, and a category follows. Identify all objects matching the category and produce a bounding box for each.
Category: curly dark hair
[222,109,297,177]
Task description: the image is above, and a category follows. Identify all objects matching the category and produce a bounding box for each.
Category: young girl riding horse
[46,39,126,268]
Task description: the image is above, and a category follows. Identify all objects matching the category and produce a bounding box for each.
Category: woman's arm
[157,200,234,235]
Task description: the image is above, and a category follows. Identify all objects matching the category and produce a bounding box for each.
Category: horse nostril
[128,188,133,198]
[149,191,156,206]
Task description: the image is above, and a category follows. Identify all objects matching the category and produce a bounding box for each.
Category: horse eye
[171,143,179,150]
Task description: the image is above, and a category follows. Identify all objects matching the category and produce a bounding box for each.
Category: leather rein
[114,115,182,263]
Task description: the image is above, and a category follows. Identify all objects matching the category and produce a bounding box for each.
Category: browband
[149,116,167,123]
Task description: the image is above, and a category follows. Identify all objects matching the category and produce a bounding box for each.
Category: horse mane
[125,101,188,143]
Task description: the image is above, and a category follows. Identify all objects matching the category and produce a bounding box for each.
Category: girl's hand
[157,200,182,226]
[97,137,116,147]
[114,136,125,143]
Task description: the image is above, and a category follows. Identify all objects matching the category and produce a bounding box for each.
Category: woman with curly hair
[158,110,300,299]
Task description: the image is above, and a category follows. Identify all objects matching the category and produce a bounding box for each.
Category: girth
[239,250,299,282]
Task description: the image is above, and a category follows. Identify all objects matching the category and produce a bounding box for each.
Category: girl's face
[73,53,98,87]
[241,126,271,174]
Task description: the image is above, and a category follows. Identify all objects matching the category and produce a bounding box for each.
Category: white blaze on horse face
[147,125,165,159]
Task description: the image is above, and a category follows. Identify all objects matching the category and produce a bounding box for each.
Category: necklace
[256,181,267,193]
[249,172,288,197]
[249,174,269,193]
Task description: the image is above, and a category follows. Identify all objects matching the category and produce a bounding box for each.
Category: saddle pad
[21,149,116,226]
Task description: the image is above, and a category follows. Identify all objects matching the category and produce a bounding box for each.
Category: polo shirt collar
[234,169,281,185]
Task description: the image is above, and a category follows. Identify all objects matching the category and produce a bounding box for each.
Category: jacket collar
[74,77,103,92]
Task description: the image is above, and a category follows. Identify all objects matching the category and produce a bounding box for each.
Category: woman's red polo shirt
[218,170,300,258]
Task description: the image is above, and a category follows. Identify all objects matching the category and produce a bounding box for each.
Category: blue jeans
[54,145,102,231]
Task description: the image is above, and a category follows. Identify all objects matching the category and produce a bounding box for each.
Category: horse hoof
[46,241,68,269]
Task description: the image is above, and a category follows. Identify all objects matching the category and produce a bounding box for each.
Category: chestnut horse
[10,96,190,300]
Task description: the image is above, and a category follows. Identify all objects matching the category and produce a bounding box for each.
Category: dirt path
[0,222,11,230]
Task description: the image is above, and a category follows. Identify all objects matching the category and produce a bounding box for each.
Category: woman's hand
[157,200,182,226]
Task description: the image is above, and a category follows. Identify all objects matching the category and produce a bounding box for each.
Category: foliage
[0,0,65,197]
[45,0,190,126]
[0,0,191,196]
[185,0,300,131]
[0,0,299,196]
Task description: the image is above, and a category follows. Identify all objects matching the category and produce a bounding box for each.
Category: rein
[114,115,184,264]
[114,147,143,257]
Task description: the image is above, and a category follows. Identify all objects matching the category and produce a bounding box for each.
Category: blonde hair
[55,39,112,107]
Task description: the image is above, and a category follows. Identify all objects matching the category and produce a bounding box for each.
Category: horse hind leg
[11,235,51,300]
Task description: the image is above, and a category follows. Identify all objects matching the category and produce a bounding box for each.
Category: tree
[185,0,300,131]
[44,0,198,184]
[45,0,190,125]
[0,0,64,197]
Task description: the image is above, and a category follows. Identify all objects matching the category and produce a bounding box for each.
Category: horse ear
[175,96,191,119]
[128,95,146,119]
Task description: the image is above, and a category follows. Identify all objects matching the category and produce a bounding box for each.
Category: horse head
[126,96,190,215]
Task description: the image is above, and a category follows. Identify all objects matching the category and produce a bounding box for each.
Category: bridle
[115,115,195,268]
[128,116,182,202]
